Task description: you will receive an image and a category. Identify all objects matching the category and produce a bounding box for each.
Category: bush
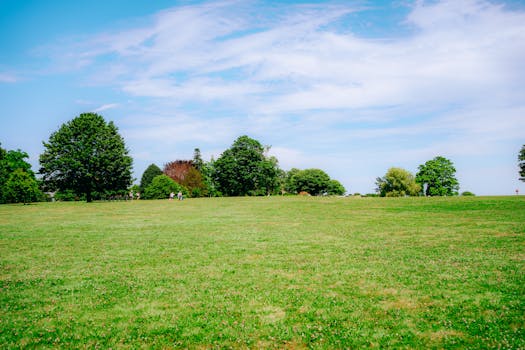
[55,189,82,201]
[3,168,43,204]
[461,191,476,196]
[144,175,188,199]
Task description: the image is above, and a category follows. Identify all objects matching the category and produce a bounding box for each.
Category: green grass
[1,196,524,349]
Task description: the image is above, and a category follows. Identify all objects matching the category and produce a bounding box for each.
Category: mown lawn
[0,196,524,348]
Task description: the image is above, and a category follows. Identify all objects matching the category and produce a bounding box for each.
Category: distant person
[169,192,175,200]
[129,191,133,200]
[136,192,140,200]
[177,191,183,200]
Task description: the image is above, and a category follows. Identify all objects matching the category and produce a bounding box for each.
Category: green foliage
[293,168,330,195]
[416,156,459,196]
[54,189,82,201]
[180,167,208,197]
[44,115,130,200]
[0,144,41,204]
[130,184,141,197]
[283,168,301,194]
[376,167,421,197]
[327,179,346,195]
[213,135,280,196]
[143,174,188,199]
[140,164,163,192]
[192,148,204,172]
[461,191,476,196]
[3,149,34,175]
[3,168,42,204]
[39,113,133,202]
[519,144,525,182]
[200,159,220,197]
[287,168,345,195]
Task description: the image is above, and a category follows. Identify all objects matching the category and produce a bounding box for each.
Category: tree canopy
[286,168,346,195]
[519,144,525,182]
[140,164,163,192]
[416,156,459,196]
[376,167,420,197]
[39,113,133,202]
[213,135,280,196]
[0,144,42,204]
[4,168,42,204]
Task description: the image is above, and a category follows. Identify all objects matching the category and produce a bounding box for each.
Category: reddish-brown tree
[163,160,193,184]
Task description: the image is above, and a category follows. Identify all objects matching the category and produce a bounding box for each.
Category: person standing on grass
[177,191,183,200]
[169,192,175,200]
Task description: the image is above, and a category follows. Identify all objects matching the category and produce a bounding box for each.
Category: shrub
[144,175,188,199]
[461,191,476,196]
[54,189,81,201]
[3,169,43,204]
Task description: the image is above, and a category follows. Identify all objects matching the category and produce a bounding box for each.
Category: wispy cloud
[0,71,19,83]
[92,103,119,113]
[36,0,525,193]
[51,0,524,113]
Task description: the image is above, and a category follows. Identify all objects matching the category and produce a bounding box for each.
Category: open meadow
[1,196,524,348]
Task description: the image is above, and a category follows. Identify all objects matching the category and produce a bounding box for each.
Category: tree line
[1,113,524,203]
[138,135,346,200]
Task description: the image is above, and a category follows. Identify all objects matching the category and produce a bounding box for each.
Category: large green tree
[519,144,525,182]
[213,136,280,196]
[416,156,459,196]
[39,113,133,202]
[376,167,421,197]
[140,164,163,192]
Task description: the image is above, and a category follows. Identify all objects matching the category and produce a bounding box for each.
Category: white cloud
[92,103,119,113]
[38,0,525,194]
[0,72,19,83]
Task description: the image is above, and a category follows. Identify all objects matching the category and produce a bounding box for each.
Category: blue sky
[1,0,524,195]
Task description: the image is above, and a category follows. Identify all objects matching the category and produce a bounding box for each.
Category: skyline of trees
[6,113,515,202]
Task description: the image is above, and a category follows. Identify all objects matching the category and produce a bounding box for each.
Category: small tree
[0,144,41,204]
[144,174,188,199]
[376,167,420,197]
[140,164,163,192]
[292,169,331,196]
[4,168,42,204]
[193,148,204,172]
[200,158,219,197]
[416,156,459,196]
[519,144,525,182]
[180,166,207,197]
[213,136,280,196]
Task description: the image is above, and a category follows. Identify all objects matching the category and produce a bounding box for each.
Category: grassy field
[0,196,524,349]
